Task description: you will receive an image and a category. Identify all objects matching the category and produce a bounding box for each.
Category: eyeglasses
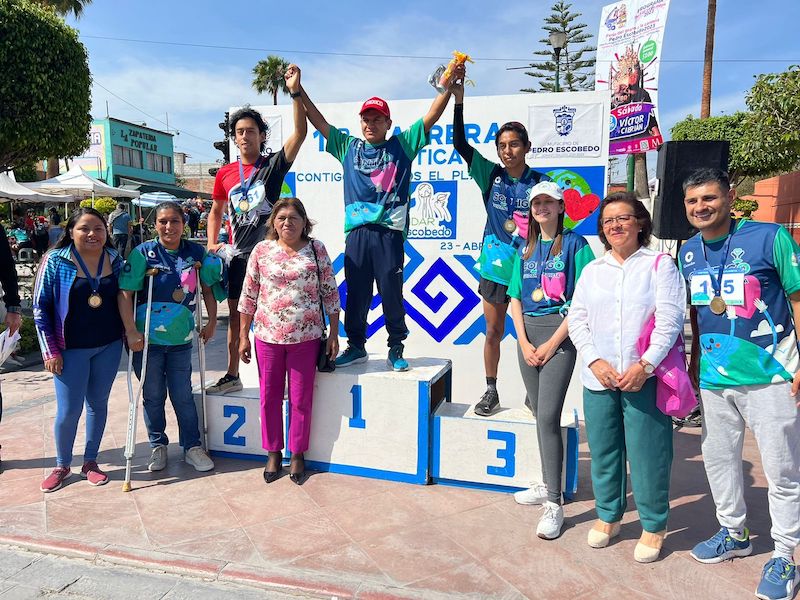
[601,214,637,227]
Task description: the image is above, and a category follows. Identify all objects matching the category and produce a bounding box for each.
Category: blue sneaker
[756,557,799,600]
[690,527,752,564]
[335,345,368,367]
[387,345,409,372]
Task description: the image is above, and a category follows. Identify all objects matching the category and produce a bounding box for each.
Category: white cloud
[751,319,784,338]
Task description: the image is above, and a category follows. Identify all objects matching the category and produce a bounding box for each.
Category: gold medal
[88,293,102,309]
[709,295,727,315]
[532,288,544,302]
[238,199,250,212]
[503,219,516,234]
[172,288,186,303]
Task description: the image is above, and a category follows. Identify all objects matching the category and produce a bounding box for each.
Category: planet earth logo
[545,169,601,229]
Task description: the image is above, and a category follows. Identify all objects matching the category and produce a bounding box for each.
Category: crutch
[122,267,160,492]
[193,262,208,450]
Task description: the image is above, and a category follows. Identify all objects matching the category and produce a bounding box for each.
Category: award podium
[202,341,579,494]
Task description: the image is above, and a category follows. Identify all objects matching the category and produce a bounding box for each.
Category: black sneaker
[206,373,243,394]
[475,388,500,416]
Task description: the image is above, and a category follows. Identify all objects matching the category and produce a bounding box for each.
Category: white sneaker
[514,482,548,505]
[148,444,167,471]
[536,501,564,540]
[185,446,214,472]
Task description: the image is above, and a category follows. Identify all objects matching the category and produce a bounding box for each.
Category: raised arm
[282,64,308,163]
[451,78,474,167]
[299,82,330,140]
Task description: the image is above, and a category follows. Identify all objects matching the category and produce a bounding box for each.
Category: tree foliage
[732,197,758,218]
[670,113,753,184]
[252,55,289,106]
[522,1,596,93]
[0,0,91,172]
[743,65,800,176]
[29,0,93,18]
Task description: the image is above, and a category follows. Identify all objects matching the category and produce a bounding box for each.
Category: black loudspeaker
[653,140,730,240]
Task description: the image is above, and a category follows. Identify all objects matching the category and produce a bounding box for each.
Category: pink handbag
[636,254,697,418]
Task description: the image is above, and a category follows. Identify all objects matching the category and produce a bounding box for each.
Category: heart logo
[563,188,600,222]
[370,162,397,194]
[542,272,567,301]
[732,275,761,319]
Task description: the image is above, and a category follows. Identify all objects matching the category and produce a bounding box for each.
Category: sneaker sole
[40,474,70,493]
[82,473,109,486]
[387,361,409,372]
[474,405,500,417]
[537,528,563,540]
[514,494,547,506]
[206,383,244,395]
[187,461,214,472]
[691,544,753,564]
[755,573,800,600]
[336,356,368,367]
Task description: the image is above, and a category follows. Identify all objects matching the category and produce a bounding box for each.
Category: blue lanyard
[534,237,554,288]
[72,245,105,293]
[701,219,736,297]
[237,156,262,200]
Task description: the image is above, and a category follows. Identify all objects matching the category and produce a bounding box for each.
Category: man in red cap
[300,66,464,371]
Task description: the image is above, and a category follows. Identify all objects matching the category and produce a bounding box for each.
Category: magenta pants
[254,337,319,454]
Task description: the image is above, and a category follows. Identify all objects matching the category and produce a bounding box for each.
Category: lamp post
[548,30,568,92]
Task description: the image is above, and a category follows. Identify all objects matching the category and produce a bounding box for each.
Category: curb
[0,533,438,599]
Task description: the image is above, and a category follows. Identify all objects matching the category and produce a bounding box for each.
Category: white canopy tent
[0,171,73,204]
[22,165,139,200]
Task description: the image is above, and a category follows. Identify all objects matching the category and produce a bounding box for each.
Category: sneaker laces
[763,557,794,584]
[541,502,560,519]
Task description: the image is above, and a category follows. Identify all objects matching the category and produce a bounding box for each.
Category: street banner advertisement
[596,0,671,155]
[529,102,604,160]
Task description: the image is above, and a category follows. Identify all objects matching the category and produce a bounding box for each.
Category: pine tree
[522,1,596,93]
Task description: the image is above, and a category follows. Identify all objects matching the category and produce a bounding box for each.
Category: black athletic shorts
[227,253,250,300]
[478,277,510,305]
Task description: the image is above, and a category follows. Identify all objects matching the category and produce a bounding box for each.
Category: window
[112,144,142,169]
[146,152,172,174]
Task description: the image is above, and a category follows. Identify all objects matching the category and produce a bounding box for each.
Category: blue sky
[68,0,800,175]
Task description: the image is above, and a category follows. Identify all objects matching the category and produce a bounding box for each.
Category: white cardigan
[568,246,686,391]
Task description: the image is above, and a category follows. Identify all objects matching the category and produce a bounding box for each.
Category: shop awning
[117,177,210,200]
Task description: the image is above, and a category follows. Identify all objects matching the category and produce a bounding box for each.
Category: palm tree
[252,55,290,105]
[700,0,716,119]
[31,0,93,19]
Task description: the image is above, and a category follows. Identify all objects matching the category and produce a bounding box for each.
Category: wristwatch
[638,359,655,375]
[289,91,302,99]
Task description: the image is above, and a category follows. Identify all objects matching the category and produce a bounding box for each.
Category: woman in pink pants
[238,197,340,485]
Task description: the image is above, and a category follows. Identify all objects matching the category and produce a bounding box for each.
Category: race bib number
[690,272,744,306]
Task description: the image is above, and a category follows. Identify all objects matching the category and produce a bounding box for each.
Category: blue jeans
[133,343,200,450]
[53,340,122,467]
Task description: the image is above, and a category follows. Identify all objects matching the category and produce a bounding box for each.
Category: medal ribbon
[155,242,187,301]
[534,236,554,298]
[700,220,736,299]
[237,156,263,204]
[72,245,105,295]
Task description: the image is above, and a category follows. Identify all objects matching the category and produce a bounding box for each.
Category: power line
[93,80,215,144]
[81,34,799,64]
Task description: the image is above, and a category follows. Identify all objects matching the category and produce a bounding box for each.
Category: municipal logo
[409,180,457,240]
[553,105,577,137]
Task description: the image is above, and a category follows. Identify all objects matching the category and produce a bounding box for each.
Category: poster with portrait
[596,0,671,154]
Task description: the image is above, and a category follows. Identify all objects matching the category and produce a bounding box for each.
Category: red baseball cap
[359,97,390,118]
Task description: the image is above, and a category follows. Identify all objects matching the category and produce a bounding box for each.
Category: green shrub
[79,196,116,215]
[0,316,40,355]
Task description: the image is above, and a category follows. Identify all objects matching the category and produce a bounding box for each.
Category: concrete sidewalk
[0,312,788,599]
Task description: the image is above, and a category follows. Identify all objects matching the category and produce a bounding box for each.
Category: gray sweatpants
[700,382,800,557]
[517,313,576,504]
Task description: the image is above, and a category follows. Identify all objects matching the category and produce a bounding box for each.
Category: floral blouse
[238,239,340,344]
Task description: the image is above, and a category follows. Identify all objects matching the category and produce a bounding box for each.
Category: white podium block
[432,403,579,497]
[300,357,451,484]
[204,355,452,486]
[206,385,269,459]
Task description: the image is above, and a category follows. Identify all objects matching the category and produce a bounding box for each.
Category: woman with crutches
[118,201,225,474]
[34,208,124,492]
